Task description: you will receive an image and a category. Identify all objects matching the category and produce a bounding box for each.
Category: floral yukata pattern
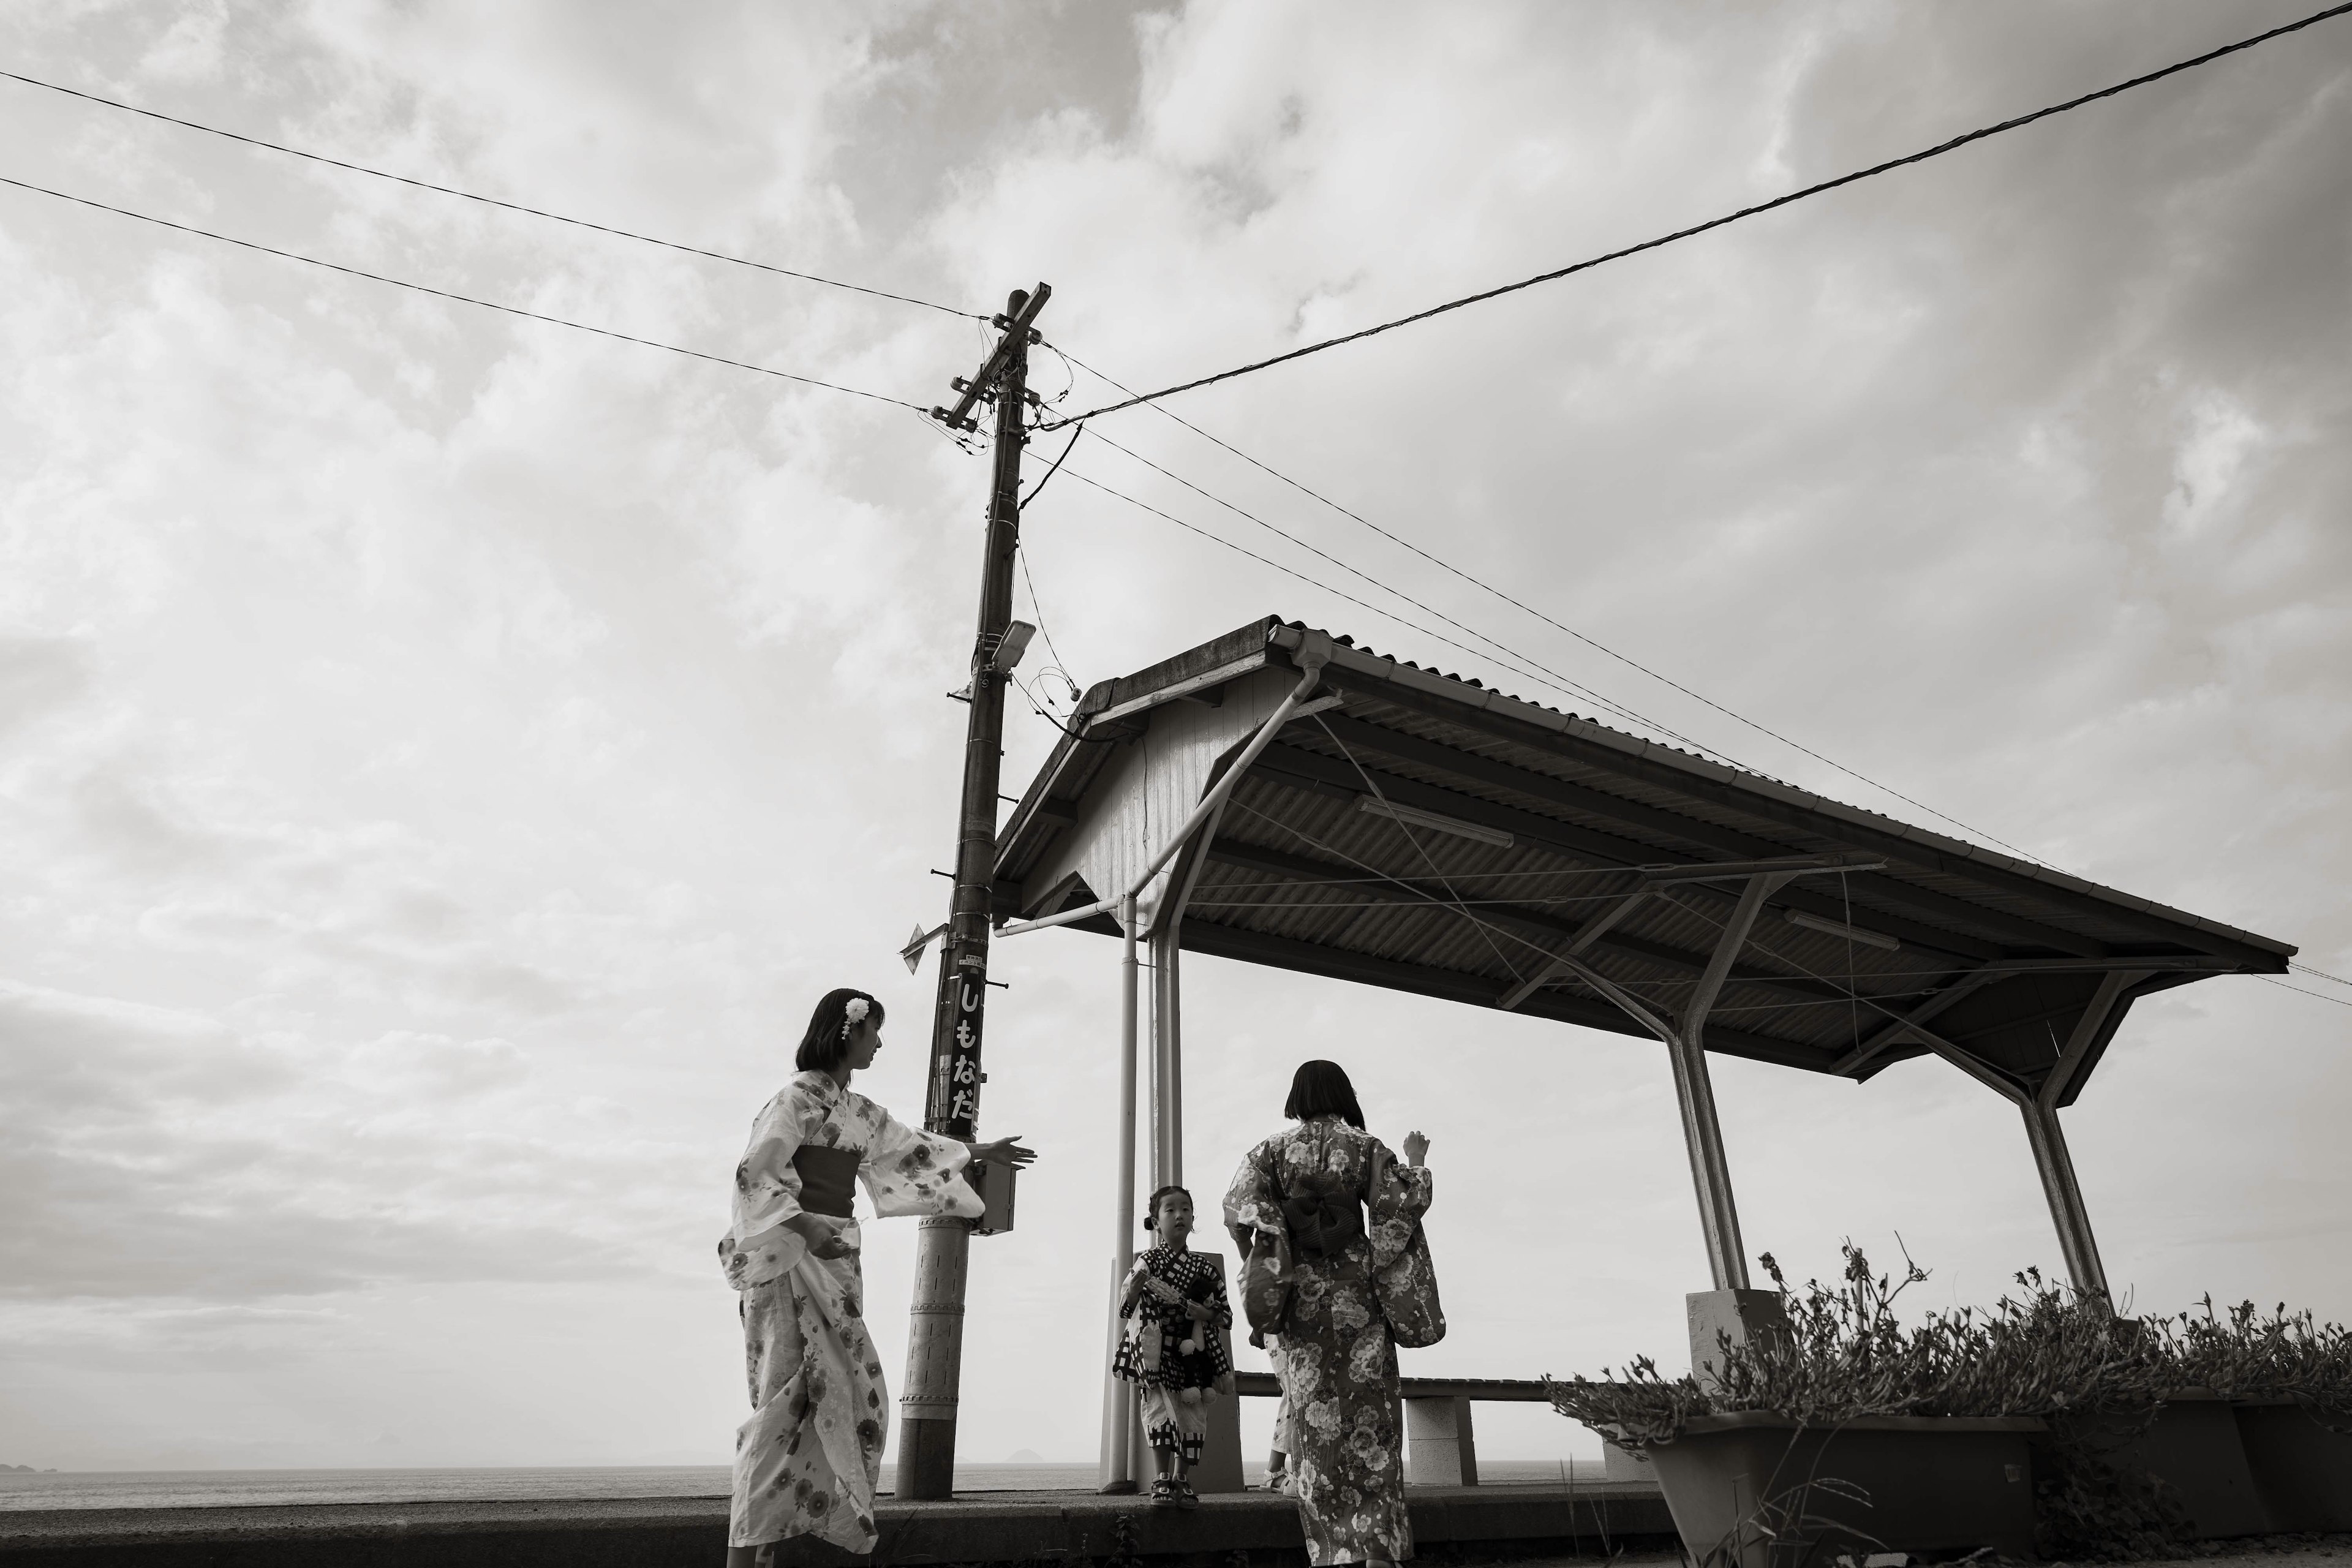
[1226,1117,1435,1565]
[718,1071,982,1553]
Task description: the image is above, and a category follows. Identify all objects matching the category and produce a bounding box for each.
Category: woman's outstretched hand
[786,1212,858,1260]
[1401,1130,1430,1167]
[971,1136,1037,1167]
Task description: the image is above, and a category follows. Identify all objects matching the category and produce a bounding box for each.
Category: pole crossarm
[931,285,1051,432]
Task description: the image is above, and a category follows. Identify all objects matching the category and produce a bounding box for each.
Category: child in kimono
[1113,1184,1234,1507]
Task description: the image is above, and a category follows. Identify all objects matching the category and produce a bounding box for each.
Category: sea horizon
[0,1458,1608,1512]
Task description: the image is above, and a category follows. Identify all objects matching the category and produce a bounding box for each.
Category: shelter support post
[2021,1099,2111,1306]
[1098,894,1143,1493]
[1675,872,1798,1381]
[1151,926,1183,1186]
[1673,872,1793,1293]
[1902,971,2135,1308]
[2012,971,2137,1308]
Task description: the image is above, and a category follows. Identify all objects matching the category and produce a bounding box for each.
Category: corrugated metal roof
[993,617,2297,1104]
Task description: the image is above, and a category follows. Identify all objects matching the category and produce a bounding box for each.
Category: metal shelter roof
[993,617,2294,1107]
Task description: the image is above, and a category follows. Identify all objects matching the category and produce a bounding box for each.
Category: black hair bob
[1140,1183,1193,1232]
[1283,1059,1365,1128]
[796,988,884,1073]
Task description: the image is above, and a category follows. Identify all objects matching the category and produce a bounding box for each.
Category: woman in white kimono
[718,987,1033,1564]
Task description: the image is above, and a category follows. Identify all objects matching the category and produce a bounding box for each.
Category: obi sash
[1280,1171,1365,1258]
[792,1145,862,1219]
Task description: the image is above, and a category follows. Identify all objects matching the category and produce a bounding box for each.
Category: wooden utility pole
[898,282,1051,1501]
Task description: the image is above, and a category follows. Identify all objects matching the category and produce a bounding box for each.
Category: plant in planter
[1547,1246,2178,1567]
[2164,1297,2352,1532]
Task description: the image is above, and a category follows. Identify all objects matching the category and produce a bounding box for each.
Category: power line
[1012,543,1079,706]
[1080,422,1733,756]
[1057,465,1727,736]
[1046,1,2352,426]
[0,175,924,410]
[1052,343,2048,861]
[0,69,981,320]
[2290,960,2352,987]
[1020,426,1082,509]
[2260,976,2352,1010]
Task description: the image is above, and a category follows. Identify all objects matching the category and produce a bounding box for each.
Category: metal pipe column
[1097,893,1142,1491]
[1150,923,1184,1186]
[2022,1099,2113,1304]
[1671,872,1792,1292]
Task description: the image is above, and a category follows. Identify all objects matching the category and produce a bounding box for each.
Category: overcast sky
[1,0,2347,1473]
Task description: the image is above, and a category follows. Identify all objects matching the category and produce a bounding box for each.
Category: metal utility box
[971,1159,1017,1235]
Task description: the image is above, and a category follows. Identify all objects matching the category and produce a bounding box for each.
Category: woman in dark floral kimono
[718,988,1033,1565]
[1226,1060,1433,1566]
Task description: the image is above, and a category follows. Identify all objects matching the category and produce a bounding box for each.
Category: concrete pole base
[897,1415,957,1500]
[1686,1287,1790,1392]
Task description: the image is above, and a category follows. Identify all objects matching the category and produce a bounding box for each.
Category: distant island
[2,1464,59,1472]
[1006,1449,1044,1464]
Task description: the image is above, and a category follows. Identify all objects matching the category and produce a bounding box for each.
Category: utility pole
[898,282,1051,1501]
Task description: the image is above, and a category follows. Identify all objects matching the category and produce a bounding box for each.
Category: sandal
[1172,1477,1200,1509]
[1150,1475,1179,1508]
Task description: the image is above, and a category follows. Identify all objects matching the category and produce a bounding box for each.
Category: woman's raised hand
[972,1135,1037,1167]
[1401,1129,1430,1167]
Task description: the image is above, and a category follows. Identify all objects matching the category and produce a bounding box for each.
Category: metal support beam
[1834,967,2006,1074]
[1151,925,1183,1186]
[1497,888,1653,1010]
[2021,1098,2111,1305]
[1670,872,1793,1292]
[2041,971,2144,1109]
[1097,893,1142,1491]
[2008,972,2141,1307]
[1896,972,2129,1307]
[1204,837,1839,1006]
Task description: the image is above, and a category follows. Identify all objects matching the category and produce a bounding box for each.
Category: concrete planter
[2234,1398,2352,1532]
[2044,1391,2268,1539]
[1642,1411,2041,1568]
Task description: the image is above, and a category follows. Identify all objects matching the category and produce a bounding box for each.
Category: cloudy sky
[1,0,2347,1473]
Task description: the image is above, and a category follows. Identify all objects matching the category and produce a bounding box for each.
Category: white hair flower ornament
[841,996,871,1038]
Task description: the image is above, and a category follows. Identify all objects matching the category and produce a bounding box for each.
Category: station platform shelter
[986,617,2296,1492]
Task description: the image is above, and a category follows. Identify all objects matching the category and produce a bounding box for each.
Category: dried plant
[2162,1295,2352,1413]
[1544,1245,2165,1442]
[1545,1248,2352,1564]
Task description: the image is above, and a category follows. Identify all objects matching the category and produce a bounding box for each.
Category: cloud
[0,0,2345,1470]
[0,979,655,1300]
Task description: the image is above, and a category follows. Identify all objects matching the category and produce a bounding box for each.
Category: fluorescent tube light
[1784,908,1899,951]
[1356,796,1514,848]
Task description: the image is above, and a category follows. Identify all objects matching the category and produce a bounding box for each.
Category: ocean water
[0,1460,1602,1512]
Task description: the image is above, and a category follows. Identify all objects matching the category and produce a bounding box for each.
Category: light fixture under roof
[1356,796,1514,849]
[1785,908,1899,951]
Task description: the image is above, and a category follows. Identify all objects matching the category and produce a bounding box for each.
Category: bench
[1231,1371,1562,1487]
